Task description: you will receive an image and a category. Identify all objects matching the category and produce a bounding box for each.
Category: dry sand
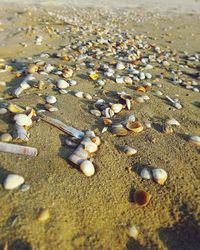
[0,1,200,250]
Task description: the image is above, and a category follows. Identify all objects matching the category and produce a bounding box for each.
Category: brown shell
[110,126,128,136]
[103,118,113,125]
[126,121,143,133]
[134,190,151,206]
[136,86,146,93]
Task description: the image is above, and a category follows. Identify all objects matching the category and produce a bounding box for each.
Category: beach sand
[0,1,200,249]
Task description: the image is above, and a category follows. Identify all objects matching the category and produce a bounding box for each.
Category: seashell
[13,124,29,142]
[14,114,32,126]
[124,76,133,85]
[57,79,69,89]
[74,91,84,98]
[128,225,139,239]
[111,103,123,114]
[122,146,137,156]
[126,121,143,133]
[48,107,59,112]
[90,109,101,117]
[142,95,150,100]
[46,95,57,104]
[139,72,146,80]
[37,208,50,222]
[162,61,170,67]
[68,80,77,86]
[89,72,99,81]
[91,136,101,146]
[116,76,124,84]
[189,135,200,146]
[122,115,136,124]
[145,73,152,79]
[0,133,12,142]
[13,87,24,97]
[8,103,25,113]
[84,93,92,100]
[68,154,84,165]
[102,127,108,133]
[0,108,7,114]
[80,160,95,177]
[136,86,146,92]
[134,190,151,206]
[155,90,163,96]
[27,64,38,74]
[4,174,24,190]
[116,62,125,70]
[0,142,37,156]
[102,108,115,118]
[39,115,85,139]
[38,80,46,90]
[174,102,182,109]
[144,121,151,128]
[84,130,96,138]
[103,117,112,125]
[62,68,73,78]
[20,82,31,90]
[82,141,98,154]
[73,145,89,159]
[111,126,128,136]
[96,79,105,86]
[152,168,168,185]
[136,97,145,103]
[140,168,151,180]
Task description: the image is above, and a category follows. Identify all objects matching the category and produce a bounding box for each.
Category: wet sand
[0,1,200,250]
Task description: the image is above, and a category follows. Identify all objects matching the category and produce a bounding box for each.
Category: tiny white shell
[80,160,95,177]
[140,168,151,180]
[189,135,200,146]
[122,146,137,156]
[14,114,32,126]
[111,103,123,113]
[116,76,124,84]
[116,62,125,70]
[4,174,25,190]
[46,95,57,104]
[57,79,69,89]
[128,225,139,239]
[152,168,168,185]
[74,91,84,98]
[166,118,180,126]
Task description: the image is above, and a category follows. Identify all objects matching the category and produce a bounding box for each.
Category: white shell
[74,91,84,98]
[123,146,137,156]
[174,102,182,109]
[128,225,139,239]
[68,154,84,165]
[68,80,77,86]
[140,168,151,180]
[102,108,114,118]
[80,160,95,177]
[73,145,89,159]
[90,109,101,117]
[46,95,57,104]
[116,62,125,70]
[166,118,180,126]
[189,135,200,146]
[0,142,37,156]
[116,76,124,84]
[82,141,98,153]
[152,168,168,185]
[13,87,24,97]
[14,114,32,126]
[111,104,123,113]
[57,79,69,89]
[4,174,25,190]
[0,133,12,142]
[20,82,31,90]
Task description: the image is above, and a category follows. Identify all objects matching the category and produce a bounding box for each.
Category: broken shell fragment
[80,160,95,177]
[37,208,50,222]
[14,114,32,126]
[27,64,38,74]
[152,168,168,185]
[126,121,143,133]
[89,72,99,80]
[134,190,151,206]
[140,168,151,180]
[166,118,180,126]
[189,135,200,146]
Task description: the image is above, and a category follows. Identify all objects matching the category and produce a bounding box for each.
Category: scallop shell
[80,160,95,177]
[14,114,32,126]
[134,190,151,206]
[126,121,143,133]
[152,168,168,185]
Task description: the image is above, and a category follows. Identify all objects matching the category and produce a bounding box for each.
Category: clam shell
[111,126,128,136]
[0,133,12,142]
[91,136,101,146]
[73,145,89,159]
[122,146,137,156]
[68,154,84,165]
[102,108,115,118]
[90,109,101,117]
[111,103,123,113]
[134,190,151,206]
[166,118,180,126]
[8,103,25,113]
[152,168,168,185]
[126,121,143,133]
[189,135,200,146]
[80,160,95,177]
[140,168,151,180]
[46,96,57,104]
[57,79,69,89]
[82,141,98,154]
[14,114,32,126]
